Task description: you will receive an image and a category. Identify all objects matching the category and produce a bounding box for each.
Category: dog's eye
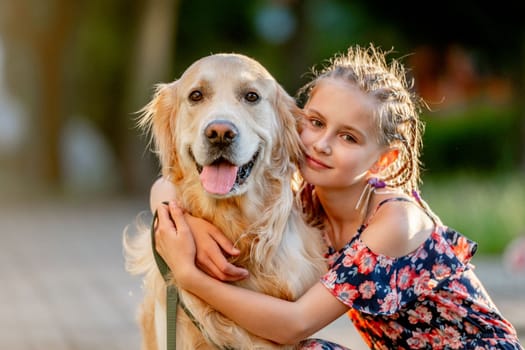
[189,90,203,102]
[244,92,259,103]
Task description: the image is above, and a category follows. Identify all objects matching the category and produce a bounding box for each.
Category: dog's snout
[205,120,238,145]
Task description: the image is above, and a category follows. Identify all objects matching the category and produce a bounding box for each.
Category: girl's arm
[155,202,349,345]
[150,177,248,281]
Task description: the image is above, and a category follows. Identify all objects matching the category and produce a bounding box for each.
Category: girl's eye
[342,134,357,143]
[189,90,203,102]
[310,118,323,128]
[244,91,259,103]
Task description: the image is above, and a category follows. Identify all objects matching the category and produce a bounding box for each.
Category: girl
[153,45,523,349]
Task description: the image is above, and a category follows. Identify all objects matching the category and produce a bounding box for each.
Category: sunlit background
[1,0,523,253]
[0,1,524,348]
[0,0,525,350]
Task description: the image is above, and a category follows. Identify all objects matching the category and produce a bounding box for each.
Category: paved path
[0,198,523,349]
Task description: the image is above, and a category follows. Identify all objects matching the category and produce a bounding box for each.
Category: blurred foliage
[0,0,523,199]
[172,0,407,93]
[359,1,525,74]
[422,105,521,174]
[0,0,524,254]
[422,173,525,255]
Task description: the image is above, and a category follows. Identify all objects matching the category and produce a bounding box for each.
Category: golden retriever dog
[124,53,326,350]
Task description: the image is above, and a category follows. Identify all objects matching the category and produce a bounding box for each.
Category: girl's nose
[313,137,332,155]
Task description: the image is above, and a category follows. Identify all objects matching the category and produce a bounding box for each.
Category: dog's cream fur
[124,53,326,350]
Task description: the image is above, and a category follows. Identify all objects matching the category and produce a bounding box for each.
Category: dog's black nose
[205,120,238,145]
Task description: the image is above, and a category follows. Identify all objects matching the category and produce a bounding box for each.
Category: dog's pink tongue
[200,163,238,195]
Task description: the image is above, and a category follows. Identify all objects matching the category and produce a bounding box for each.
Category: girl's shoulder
[359,196,435,258]
[323,224,478,315]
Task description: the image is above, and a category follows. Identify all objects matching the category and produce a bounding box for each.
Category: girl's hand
[154,202,198,283]
[185,214,249,282]
[150,175,248,281]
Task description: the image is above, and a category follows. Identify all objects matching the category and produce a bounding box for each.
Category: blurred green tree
[0,0,180,194]
[0,0,523,196]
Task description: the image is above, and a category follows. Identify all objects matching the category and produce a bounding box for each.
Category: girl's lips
[305,154,331,169]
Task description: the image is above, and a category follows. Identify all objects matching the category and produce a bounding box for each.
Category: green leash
[151,203,235,350]
[151,206,179,350]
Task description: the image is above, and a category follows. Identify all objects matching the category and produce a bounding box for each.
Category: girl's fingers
[168,202,196,246]
[168,202,186,232]
[154,204,173,255]
[209,229,240,256]
[151,202,198,284]
[197,257,224,280]
[197,252,249,282]
[220,263,249,281]
[156,203,173,228]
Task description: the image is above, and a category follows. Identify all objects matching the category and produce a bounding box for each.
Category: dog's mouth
[195,151,258,195]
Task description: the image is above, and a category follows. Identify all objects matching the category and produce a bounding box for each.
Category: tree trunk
[0,0,76,190]
[119,0,180,194]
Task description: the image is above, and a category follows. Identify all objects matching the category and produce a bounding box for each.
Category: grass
[420,172,525,256]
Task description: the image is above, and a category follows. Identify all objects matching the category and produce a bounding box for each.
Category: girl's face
[300,78,386,190]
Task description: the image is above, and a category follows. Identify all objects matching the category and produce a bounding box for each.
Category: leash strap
[151,206,178,350]
[151,203,236,350]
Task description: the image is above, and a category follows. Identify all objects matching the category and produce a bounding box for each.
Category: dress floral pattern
[299,338,352,349]
[317,198,523,349]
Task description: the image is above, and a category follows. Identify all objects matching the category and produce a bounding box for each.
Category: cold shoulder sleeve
[320,226,478,315]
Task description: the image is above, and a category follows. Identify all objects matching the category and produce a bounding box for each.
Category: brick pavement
[0,198,523,349]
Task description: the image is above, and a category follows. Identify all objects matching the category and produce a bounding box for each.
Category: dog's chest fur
[177,186,301,301]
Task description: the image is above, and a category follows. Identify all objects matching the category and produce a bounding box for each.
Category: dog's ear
[273,84,304,169]
[137,81,182,180]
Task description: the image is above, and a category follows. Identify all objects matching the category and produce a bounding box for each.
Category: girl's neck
[315,185,365,250]
[315,183,406,250]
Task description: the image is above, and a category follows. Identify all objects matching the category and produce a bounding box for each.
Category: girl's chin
[300,167,321,184]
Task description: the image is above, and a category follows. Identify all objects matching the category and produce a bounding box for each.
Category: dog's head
[139,53,303,199]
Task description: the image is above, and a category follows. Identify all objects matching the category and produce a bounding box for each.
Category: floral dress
[301,198,523,350]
